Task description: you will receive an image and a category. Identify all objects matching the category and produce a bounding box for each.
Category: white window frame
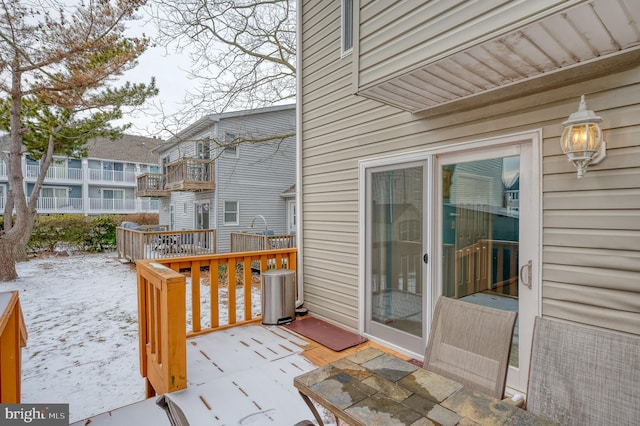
[40,186,70,210]
[341,0,354,56]
[224,132,238,158]
[41,186,69,199]
[196,140,211,159]
[357,129,542,390]
[162,156,170,175]
[287,200,296,234]
[223,200,239,225]
[100,188,124,201]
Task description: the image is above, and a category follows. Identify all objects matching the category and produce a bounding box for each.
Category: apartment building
[137,104,296,253]
[0,134,163,215]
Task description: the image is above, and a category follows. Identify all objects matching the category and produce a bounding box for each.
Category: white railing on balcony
[89,198,136,212]
[35,197,83,211]
[25,165,83,181]
[1,197,158,214]
[138,199,159,212]
[88,169,137,183]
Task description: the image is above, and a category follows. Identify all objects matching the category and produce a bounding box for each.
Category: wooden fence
[0,291,28,403]
[117,227,216,263]
[136,248,297,397]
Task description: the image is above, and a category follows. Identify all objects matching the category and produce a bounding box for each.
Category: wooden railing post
[0,291,28,403]
[137,261,186,397]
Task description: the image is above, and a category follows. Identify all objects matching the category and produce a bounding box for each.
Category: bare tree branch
[150,0,296,124]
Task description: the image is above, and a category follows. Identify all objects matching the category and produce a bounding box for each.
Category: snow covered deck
[71,324,319,426]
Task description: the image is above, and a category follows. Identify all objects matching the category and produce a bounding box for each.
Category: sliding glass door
[365,161,428,354]
[438,142,538,392]
[363,135,540,392]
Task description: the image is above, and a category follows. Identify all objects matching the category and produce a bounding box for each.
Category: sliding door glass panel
[370,165,424,339]
[441,156,520,368]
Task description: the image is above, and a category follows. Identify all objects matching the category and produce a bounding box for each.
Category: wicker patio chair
[423,296,517,399]
[526,317,640,425]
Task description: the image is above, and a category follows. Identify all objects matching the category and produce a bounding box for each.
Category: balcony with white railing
[25,164,83,182]
[34,197,83,213]
[11,197,157,215]
[89,197,137,213]
[88,169,137,184]
[138,198,159,212]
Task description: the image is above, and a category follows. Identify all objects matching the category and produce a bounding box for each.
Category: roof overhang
[357,0,640,115]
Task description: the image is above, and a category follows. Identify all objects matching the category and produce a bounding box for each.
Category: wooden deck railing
[0,291,28,403]
[137,262,186,398]
[136,173,170,197]
[230,232,296,252]
[117,227,216,263]
[165,158,215,191]
[454,239,519,298]
[136,248,297,397]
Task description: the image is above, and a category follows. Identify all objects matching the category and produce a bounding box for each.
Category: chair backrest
[157,394,190,426]
[527,317,640,425]
[424,296,517,399]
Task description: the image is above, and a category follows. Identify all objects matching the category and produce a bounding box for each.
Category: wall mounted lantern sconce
[560,95,606,178]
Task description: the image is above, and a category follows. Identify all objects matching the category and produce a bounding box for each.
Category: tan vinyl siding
[356,0,581,90]
[300,0,640,335]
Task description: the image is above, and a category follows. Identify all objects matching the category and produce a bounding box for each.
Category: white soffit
[360,0,640,113]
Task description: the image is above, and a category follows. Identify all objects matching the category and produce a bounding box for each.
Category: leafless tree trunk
[0,0,155,281]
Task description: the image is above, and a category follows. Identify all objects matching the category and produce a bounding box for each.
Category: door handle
[520,260,532,289]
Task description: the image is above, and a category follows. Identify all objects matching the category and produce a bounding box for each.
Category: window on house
[196,140,211,159]
[41,186,68,199]
[102,161,124,181]
[102,189,124,210]
[25,155,39,178]
[224,132,238,157]
[342,0,354,55]
[162,156,170,175]
[41,187,69,209]
[224,201,239,225]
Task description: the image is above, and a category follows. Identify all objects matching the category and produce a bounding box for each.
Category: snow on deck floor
[71,324,319,426]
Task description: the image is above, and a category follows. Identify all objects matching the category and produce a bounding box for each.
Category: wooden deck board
[72,324,321,425]
[71,319,409,426]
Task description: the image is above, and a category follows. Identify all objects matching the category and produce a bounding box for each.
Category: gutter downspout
[295,2,304,308]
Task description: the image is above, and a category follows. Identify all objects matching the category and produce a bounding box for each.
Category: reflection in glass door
[442,156,520,360]
[366,162,427,354]
[439,142,537,393]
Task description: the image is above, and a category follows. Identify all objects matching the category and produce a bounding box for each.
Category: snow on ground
[0,251,263,423]
[1,252,143,423]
